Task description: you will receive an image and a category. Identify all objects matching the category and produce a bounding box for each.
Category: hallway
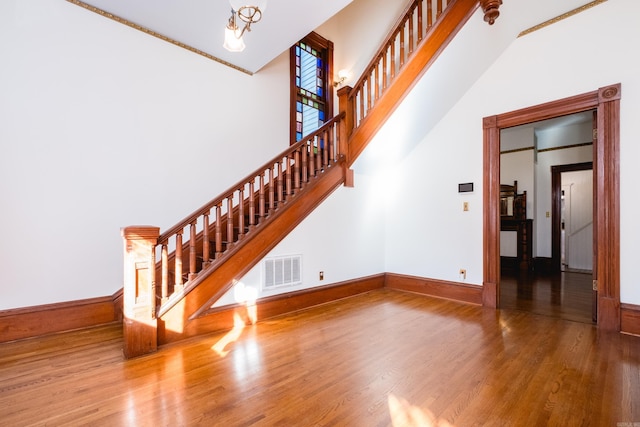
[500,270,594,324]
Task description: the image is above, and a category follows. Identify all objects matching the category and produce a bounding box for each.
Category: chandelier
[223,0,268,52]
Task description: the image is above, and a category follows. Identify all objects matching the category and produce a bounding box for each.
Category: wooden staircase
[122,0,498,358]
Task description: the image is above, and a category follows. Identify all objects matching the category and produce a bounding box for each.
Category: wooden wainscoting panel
[0,296,118,343]
[621,303,640,336]
[385,273,483,305]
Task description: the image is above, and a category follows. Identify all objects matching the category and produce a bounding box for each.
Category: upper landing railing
[346,0,451,132]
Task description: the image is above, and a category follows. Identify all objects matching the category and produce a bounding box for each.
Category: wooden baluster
[309,139,316,177]
[367,73,373,113]
[285,155,292,197]
[359,85,365,123]
[238,187,245,239]
[301,143,308,184]
[161,242,168,302]
[276,162,284,204]
[390,37,396,80]
[294,149,301,192]
[203,212,210,268]
[417,1,424,42]
[323,128,329,168]
[400,25,406,68]
[383,47,388,90]
[437,0,442,18]
[268,166,275,211]
[226,196,234,246]
[409,11,415,55]
[427,0,433,29]
[189,221,197,280]
[259,173,266,219]
[327,123,336,165]
[175,231,183,288]
[215,203,222,257]
[249,181,256,228]
[374,61,380,102]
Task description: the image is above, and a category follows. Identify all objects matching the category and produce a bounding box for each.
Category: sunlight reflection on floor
[211,313,245,357]
[388,394,454,427]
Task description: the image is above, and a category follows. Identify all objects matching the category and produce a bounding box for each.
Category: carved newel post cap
[480,0,503,25]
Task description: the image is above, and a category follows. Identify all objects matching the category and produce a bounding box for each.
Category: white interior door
[561,170,593,271]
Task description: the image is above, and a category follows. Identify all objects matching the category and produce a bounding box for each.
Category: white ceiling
[78,0,354,74]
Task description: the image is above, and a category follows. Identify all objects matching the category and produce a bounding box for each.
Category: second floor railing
[345,0,451,133]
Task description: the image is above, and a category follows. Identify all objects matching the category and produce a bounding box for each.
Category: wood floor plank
[1,289,639,426]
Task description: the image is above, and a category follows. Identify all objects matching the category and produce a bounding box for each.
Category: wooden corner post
[121,225,160,358]
[337,85,354,163]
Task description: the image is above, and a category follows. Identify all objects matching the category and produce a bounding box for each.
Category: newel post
[121,225,160,359]
[337,85,354,163]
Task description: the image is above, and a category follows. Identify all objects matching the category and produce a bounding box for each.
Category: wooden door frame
[482,83,621,331]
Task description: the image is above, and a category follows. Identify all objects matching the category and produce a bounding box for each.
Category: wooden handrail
[345,0,451,134]
[154,113,345,310]
[158,114,344,244]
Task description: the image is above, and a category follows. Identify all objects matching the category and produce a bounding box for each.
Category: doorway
[482,84,621,331]
[498,111,595,323]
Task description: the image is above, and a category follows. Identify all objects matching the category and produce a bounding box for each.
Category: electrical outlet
[319,271,324,280]
[459,269,466,280]
[463,202,469,212]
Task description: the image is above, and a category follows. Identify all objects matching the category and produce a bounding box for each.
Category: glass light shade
[337,69,350,80]
[229,0,267,13]
[223,27,245,52]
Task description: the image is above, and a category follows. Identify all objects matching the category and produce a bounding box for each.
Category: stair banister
[122,0,502,357]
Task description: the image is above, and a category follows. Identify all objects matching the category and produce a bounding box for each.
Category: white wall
[0,0,397,310]
[0,0,290,309]
[384,0,640,304]
[4,0,640,311]
[218,0,406,305]
[216,173,386,306]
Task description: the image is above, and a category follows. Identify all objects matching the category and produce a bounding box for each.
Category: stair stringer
[157,159,347,345]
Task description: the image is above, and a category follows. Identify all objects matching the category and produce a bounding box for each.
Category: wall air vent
[263,255,302,290]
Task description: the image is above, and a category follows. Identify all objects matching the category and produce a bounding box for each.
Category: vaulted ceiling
[73,0,354,74]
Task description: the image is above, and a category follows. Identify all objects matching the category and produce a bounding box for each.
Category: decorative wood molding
[385,273,483,305]
[483,83,621,331]
[65,0,253,75]
[519,1,608,38]
[479,0,502,25]
[0,295,119,343]
[621,303,640,336]
[537,141,593,153]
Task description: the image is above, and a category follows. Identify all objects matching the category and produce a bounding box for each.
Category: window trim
[289,32,334,145]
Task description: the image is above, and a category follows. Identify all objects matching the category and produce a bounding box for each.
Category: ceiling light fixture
[223,0,268,52]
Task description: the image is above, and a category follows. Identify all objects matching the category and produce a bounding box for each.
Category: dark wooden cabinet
[500,181,533,271]
[501,218,533,271]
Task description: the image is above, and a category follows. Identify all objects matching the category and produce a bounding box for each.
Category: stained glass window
[290,33,333,144]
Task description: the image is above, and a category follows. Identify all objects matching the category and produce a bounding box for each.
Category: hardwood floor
[500,270,594,324]
[1,289,639,426]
